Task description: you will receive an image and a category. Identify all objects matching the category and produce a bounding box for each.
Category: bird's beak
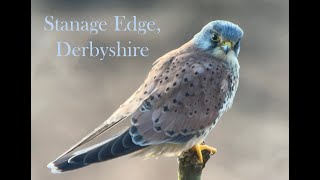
[220,41,232,54]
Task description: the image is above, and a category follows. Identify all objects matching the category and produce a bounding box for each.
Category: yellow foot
[191,143,217,163]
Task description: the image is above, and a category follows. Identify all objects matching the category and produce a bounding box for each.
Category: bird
[47,20,244,174]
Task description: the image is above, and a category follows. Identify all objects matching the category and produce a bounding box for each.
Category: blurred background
[31,0,288,180]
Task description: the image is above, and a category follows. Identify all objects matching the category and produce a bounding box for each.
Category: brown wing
[129,44,234,146]
[53,46,179,160]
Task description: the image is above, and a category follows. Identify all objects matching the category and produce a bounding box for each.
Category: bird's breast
[197,58,239,124]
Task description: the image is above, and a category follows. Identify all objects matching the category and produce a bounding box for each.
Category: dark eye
[211,33,220,42]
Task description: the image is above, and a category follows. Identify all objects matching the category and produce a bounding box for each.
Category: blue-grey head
[192,20,244,60]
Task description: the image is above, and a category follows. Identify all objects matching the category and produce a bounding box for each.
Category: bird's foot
[191,142,217,163]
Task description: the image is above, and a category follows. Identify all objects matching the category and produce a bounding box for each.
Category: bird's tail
[47,130,145,174]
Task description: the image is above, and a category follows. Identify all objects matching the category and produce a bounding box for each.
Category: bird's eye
[211,33,220,42]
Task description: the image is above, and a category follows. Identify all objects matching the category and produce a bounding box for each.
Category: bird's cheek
[212,48,227,60]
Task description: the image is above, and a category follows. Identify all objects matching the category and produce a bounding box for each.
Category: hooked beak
[220,41,232,54]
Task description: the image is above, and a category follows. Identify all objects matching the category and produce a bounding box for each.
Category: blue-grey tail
[47,130,146,173]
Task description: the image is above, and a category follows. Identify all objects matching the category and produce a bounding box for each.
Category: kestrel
[47,20,244,174]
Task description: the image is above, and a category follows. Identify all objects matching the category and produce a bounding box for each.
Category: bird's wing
[129,48,234,146]
[53,48,178,161]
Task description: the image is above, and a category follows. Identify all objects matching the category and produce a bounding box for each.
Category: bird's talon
[191,143,217,163]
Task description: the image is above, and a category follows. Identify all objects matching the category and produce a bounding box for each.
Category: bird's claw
[191,143,217,163]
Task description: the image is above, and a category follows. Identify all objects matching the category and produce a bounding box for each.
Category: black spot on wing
[165,130,177,137]
[131,118,138,125]
[129,126,138,136]
[154,126,162,132]
[132,135,143,144]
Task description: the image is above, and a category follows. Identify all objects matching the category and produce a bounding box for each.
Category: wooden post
[177,146,212,180]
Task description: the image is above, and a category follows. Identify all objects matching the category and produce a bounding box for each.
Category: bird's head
[192,20,244,60]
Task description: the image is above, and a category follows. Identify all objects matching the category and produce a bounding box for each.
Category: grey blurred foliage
[31,0,288,180]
